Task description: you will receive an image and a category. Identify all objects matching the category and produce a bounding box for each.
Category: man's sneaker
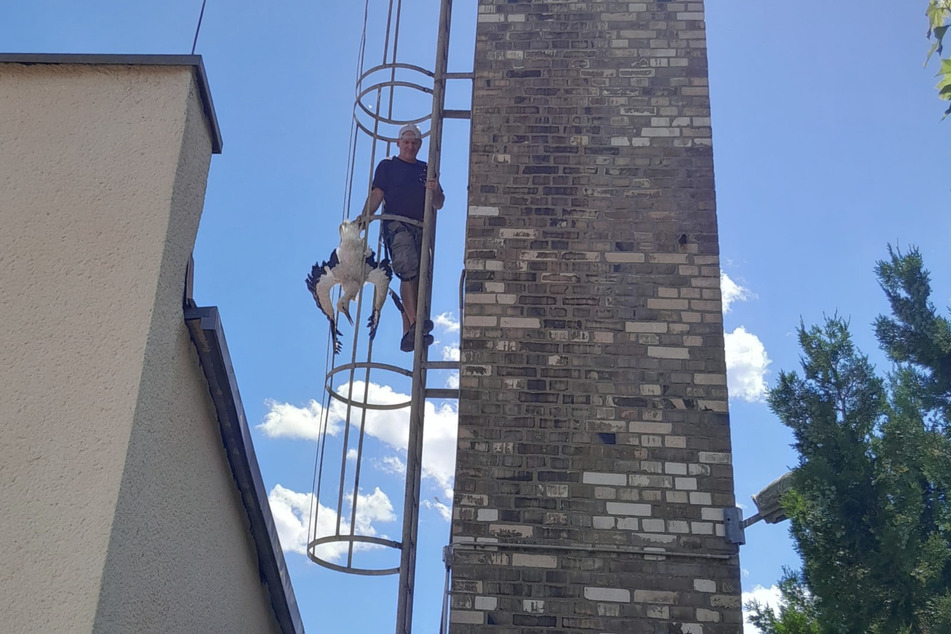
[423,319,434,334]
[400,329,414,352]
[400,326,436,352]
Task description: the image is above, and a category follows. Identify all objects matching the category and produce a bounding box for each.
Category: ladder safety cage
[305,0,469,632]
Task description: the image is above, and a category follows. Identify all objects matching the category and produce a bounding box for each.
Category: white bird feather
[305,220,395,354]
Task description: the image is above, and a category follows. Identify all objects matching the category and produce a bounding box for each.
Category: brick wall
[450,1,742,632]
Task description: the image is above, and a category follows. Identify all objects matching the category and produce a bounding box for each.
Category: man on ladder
[358,123,445,352]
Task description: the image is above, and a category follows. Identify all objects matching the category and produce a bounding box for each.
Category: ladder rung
[444,109,471,119]
[425,360,460,370]
[425,388,459,400]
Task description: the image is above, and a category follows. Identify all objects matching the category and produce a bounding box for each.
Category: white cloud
[442,343,460,388]
[422,498,452,521]
[434,312,460,332]
[258,399,339,440]
[354,486,397,530]
[268,484,314,555]
[725,326,771,402]
[260,381,458,492]
[721,272,753,313]
[267,483,397,561]
[378,455,406,476]
[442,344,460,362]
[742,584,783,634]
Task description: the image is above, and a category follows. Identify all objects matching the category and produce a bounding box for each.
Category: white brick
[697,608,721,622]
[698,451,731,464]
[584,587,631,603]
[675,477,697,490]
[617,517,638,530]
[475,596,497,610]
[477,509,499,522]
[523,599,544,613]
[664,462,687,475]
[606,502,651,516]
[641,519,665,532]
[469,205,499,216]
[689,492,713,505]
[647,298,689,310]
[500,317,541,328]
[639,461,663,474]
[463,315,497,327]
[593,516,615,529]
[583,472,627,486]
[512,553,557,568]
[668,520,689,533]
[701,507,723,521]
[666,491,688,503]
[625,321,667,333]
[694,579,716,593]
[629,475,672,488]
[665,436,687,448]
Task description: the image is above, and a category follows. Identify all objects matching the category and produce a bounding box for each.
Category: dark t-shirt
[372,156,429,222]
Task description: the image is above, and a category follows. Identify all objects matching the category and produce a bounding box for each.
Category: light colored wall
[0,61,281,633]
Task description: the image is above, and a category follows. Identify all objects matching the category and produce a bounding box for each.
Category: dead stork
[305,219,396,354]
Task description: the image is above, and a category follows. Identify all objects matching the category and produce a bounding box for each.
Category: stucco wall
[93,322,281,634]
[0,60,281,633]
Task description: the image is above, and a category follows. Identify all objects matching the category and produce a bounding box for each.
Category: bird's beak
[341,308,354,326]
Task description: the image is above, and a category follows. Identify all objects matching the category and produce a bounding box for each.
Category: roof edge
[184,305,304,634]
[0,53,222,154]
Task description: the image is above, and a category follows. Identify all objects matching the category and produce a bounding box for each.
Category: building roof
[0,53,223,154]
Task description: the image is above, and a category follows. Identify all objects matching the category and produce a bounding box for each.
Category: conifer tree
[747,247,951,633]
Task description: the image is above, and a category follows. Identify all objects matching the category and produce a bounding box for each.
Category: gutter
[185,305,305,634]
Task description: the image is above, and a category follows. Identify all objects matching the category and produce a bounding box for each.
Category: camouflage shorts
[383,221,422,281]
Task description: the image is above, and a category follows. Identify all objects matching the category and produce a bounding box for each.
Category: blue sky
[6,1,950,632]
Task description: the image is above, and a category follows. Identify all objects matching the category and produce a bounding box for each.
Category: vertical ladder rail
[395,0,453,631]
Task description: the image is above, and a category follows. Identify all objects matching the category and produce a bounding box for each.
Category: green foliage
[926,1,951,116]
[758,247,951,633]
[874,246,951,419]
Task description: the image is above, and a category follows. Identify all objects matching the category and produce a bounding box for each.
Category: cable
[190,0,207,55]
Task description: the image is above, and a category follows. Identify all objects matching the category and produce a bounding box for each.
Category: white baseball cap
[398,123,422,140]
